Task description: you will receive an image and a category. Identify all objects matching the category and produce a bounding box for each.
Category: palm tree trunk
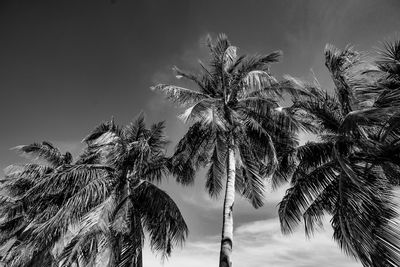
[133,211,143,267]
[219,145,235,267]
[136,248,143,267]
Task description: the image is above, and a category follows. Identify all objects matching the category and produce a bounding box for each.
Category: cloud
[141,217,359,267]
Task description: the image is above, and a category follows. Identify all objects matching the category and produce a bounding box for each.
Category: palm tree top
[152,33,307,208]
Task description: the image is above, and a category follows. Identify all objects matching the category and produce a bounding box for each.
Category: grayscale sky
[1,0,400,266]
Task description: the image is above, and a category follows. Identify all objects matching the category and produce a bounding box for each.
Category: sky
[1,0,400,266]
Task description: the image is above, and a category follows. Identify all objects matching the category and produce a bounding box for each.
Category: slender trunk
[136,248,143,267]
[219,145,235,267]
[133,211,143,267]
[109,170,129,267]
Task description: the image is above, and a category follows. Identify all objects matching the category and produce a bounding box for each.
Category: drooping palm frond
[205,135,227,198]
[332,167,400,267]
[279,160,338,234]
[302,179,338,237]
[235,136,269,209]
[170,122,215,185]
[130,181,188,258]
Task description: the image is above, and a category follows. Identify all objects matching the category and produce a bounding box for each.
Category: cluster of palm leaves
[0,116,187,267]
[1,33,400,267]
[279,42,400,266]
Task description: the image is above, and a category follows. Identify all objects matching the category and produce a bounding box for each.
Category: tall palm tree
[153,33,307,267]
[0,116,188,267]
[278,44,400,266]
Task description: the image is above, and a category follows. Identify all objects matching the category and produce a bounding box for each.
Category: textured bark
[219,146,235,267]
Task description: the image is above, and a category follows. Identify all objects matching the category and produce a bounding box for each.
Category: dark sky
[1,0,400,266]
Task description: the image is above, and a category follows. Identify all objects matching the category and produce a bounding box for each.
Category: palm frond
[24,166,115,245]
[131,181,188,259]
[279,161,338,234]
[374,88,400,108]
[340,107,394,134]
[24,164,114,202]
[331,169,400,267]
[205,135,227,198]
[303,179,338,237]
[172,66,210,93]
[325,44,364,114]
[242,70,277,93]
[139,155,169,183]
[12,142,64,167]
[376,39,400,80]
[223,46,237,72]
[83,120,123,144]
[236,141,268,209]
[297,142,334,170]
[123,112,147,143]
[58,228,104,267]
[170,122,215,185]
[151,84,210,107]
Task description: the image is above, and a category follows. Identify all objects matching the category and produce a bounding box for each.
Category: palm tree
[278,44,400,266]
[57,115,188,267]
[153,33,307,267]
[0,116,188,267]
[0,141,78,266]
[356,39,400,187]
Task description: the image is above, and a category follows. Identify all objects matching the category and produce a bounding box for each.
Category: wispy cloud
[142,217,359,267]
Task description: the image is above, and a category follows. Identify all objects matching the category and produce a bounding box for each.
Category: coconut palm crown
[58,115,188,267]
[0,116,188,267]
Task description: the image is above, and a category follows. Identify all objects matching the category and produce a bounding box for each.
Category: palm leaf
[131,181,188,258]
[151,84,210,107]
[12,142,64,167]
